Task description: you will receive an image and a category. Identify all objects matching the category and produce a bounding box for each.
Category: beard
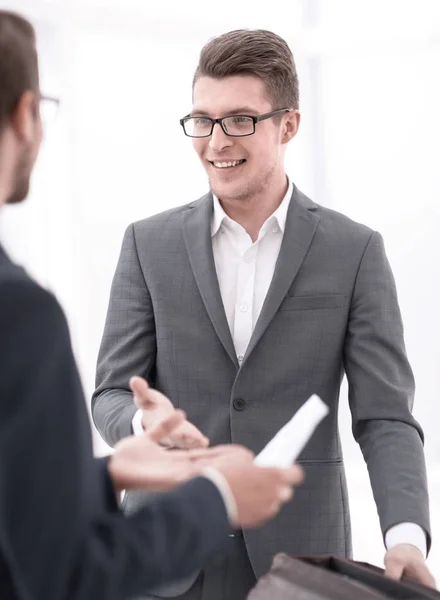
[6,145,33,205]
[208,161,277,203]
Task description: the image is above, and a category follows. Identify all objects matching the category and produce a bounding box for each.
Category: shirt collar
[211,177,293,237]
[211,195,230,237]
[268,177,293,234]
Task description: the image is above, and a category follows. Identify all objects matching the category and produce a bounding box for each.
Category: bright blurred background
[1,0,439,583]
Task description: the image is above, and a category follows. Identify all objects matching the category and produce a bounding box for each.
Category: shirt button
[239,304,248,312]
[233,397,246,411]
[244,255,254,263]
[272,226,279,233]
[237,353,244,362]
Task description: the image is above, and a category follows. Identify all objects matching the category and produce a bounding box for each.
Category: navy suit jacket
[0,244,229,600]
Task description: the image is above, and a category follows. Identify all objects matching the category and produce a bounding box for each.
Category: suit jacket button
[233,397,246,411]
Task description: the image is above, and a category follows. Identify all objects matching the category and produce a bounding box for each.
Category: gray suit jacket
[92,185,430,597]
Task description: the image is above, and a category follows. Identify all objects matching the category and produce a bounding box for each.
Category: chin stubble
[208,163,276,202]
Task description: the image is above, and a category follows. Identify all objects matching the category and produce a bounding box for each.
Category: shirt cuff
[131,408,144,436]
[385,522,427,559]
[200,466,238,527]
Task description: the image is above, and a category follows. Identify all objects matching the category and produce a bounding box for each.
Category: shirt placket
[232,231,259,364]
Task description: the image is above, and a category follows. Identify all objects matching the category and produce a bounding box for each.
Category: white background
[1,0,439,582]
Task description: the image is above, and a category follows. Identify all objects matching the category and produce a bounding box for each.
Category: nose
[208,122,233,152]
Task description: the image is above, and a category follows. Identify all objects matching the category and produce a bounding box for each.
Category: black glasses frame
[40,94,60,108]
[179,108,293,138]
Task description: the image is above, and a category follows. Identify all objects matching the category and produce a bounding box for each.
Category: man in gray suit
[92,29,434,598]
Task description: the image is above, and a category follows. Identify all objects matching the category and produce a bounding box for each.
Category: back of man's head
[0,11,38,134]
[0,12,41,206]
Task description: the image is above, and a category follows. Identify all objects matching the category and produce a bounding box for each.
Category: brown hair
[0,11,38,131]
[193,29,299,110]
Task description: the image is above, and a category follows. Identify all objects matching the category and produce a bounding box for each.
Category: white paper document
[254,394,329,468]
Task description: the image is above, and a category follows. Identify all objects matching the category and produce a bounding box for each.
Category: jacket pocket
[297,458,343,465]
[280,294,347,311]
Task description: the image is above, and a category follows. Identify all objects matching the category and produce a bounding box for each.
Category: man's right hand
[213,454,304,528]
[130,376,209,449]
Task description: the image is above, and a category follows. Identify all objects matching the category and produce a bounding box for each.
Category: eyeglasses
[39,94,60,124]
[180,108,292,138]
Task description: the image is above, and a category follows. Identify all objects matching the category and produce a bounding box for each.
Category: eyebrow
[191,106,260,117]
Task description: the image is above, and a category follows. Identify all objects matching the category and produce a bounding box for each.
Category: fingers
[130,376,157,410]
[420,571,437,589]
[278,485,293,503]
[262,466,301,507]
[383,546,438,589]
[168,423,209,449]
[267,501,282,520]
[188,447,254,473]
[411,564,437,588]
[149,410,186,444]
[279,465,304,486]
[189,445,253,462]
[384,559,404,581]
[176,428,210,449]
[129,378,209,449]
[258,465,304,486]
[259,488,292,522]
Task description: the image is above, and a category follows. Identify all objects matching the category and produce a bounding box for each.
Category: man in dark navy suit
[0,11,303,600]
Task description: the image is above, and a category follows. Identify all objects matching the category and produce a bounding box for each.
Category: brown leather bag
[247,553,440,599]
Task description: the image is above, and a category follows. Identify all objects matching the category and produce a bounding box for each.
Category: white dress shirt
[211,180,293,363]
[133,178,426,556]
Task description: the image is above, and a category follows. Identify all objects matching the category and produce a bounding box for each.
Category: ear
[281,109,301,144]
[10,90,39,145]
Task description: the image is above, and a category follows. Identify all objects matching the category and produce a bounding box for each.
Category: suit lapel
[182,194,238,368]
[243,186,320,363]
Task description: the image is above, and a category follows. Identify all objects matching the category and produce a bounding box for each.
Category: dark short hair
[193,29,299,110]
[0,11,38,132]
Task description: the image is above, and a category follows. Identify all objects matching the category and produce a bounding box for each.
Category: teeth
[213,160,243,168]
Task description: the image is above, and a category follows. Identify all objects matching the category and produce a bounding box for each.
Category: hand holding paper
[254,395,329,468]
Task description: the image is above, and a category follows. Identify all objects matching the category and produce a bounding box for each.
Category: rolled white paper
[254,394,329,468]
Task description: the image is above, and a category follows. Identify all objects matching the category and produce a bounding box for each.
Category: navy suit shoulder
[0,246,229,600]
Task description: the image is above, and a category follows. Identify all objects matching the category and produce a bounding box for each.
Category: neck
[0,139,13,207]
[0,182,9,208]
[219,174,289,242]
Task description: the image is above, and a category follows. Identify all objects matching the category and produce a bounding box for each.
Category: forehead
[192,75,272,116]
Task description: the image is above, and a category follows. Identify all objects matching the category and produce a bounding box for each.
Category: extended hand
[384,544,436,589]
[109,410,246,492]
[211,453,304,528]
[130,376,209,449]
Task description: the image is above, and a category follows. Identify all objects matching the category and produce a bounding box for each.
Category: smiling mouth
[209,159,246,169]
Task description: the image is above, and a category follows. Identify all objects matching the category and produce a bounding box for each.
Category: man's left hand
[384,544,436,589]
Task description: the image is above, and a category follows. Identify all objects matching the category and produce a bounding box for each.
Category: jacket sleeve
[343,231,430,549]
[92,223,156,446]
